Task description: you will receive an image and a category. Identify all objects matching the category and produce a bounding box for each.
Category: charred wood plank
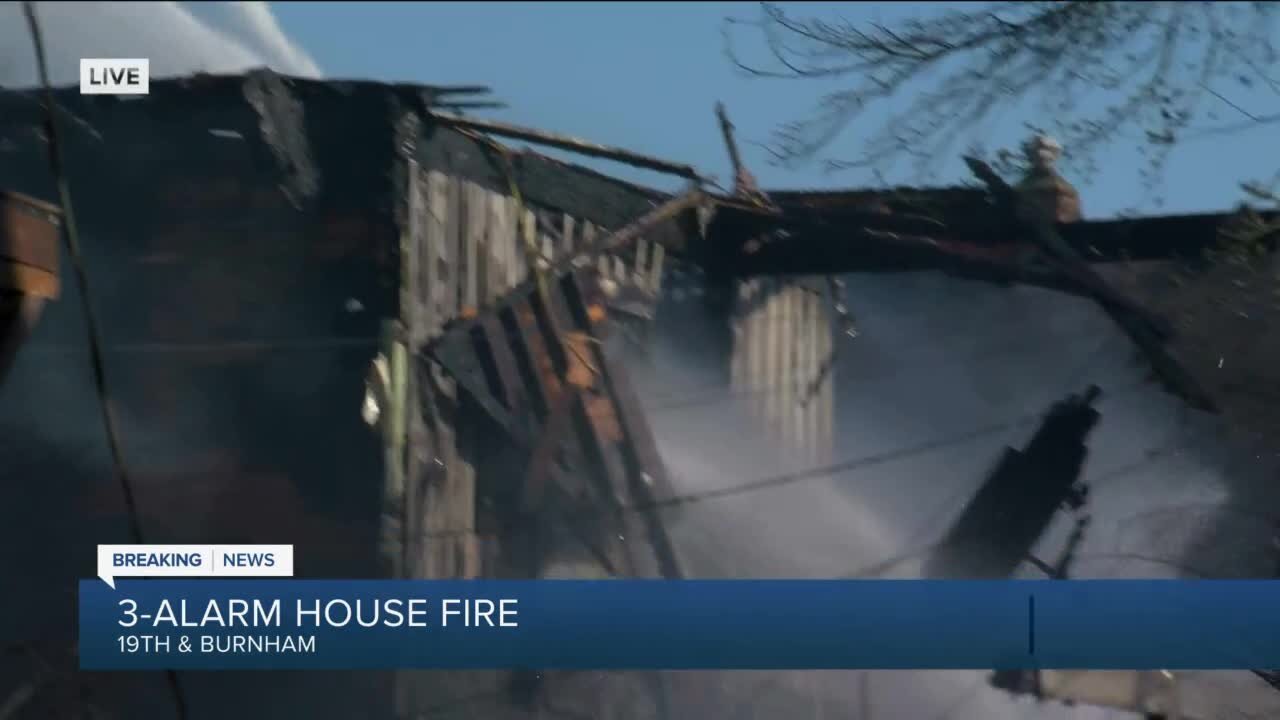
[431,110,702,181]
[704,190,1273,272]
[563,271,683,580]
[963,157,1172,336]
[431,331,522,441]
[965,156,1215,412]
[571,388,654,576]
[475,314,525,412]
[703,171,1220,411]
[522,386,579,512]
[715,102,767,204]
[502,298,561,418]
[564,271,677,505]
[586,189,705,259]
[428,85,494,97]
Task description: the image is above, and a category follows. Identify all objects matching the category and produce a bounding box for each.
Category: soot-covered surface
[0,72,669,720]
[1,71,1276,719]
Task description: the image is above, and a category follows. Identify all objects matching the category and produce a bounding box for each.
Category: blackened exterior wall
[0,71,667,720]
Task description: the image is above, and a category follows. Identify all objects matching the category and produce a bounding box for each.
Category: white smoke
[0,1,321,88]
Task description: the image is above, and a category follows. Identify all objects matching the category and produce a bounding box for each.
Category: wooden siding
[381,153,668,581]
[384,148,674,720]
[731,278,833,462]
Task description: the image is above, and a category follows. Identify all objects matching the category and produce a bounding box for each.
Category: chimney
[1016,134,1082,224]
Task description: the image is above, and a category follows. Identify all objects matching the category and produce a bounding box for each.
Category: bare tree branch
[725,1,1280,185]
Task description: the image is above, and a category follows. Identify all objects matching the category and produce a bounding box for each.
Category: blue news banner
[79,580,1280,670]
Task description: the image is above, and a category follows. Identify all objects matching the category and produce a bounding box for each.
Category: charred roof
[0,69,667,234]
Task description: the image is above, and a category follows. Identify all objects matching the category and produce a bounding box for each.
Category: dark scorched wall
[0,70,664,720]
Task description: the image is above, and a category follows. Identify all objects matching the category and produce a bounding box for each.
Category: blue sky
[271,1,1279,218]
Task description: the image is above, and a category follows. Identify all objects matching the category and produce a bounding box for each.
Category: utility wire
[20,5,190,720]
[839,433,1202,580]
[643,378,1149,513]
[412,379,1150,540]
[644,317,1142,413]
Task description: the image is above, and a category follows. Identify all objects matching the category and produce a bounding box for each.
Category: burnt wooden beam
[590,189,706,258]
[431,110,703,181]
[503,297,561,420]
[564,270,677,506]
[427,265,683,576]
[962,157,1172,337]
[964,156,1215,412]
[701,170,1222,411]
[704,205,1088,293]
[430,85,494,97]
[522,387,579,512]
[475,315,526,413]
[702,190,1274,275]
[437,102,509,111]
[432,332,524,443]
[714,102,766,203]
[562,271,684,580]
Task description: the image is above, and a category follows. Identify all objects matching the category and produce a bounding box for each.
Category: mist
[628,269,1280,719]
[0,1,320,88]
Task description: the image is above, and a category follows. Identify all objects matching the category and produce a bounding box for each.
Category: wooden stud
[561,214,576,259]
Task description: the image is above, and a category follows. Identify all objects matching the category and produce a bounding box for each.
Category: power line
[642,331,1122,413]
[20,5,189,720]
[837,434,1201,580]
[410,380,1150,540]
[645,380,1151,512]
[641,416,1030,510]
[645,320,1158,417]
[411,415,1031,540]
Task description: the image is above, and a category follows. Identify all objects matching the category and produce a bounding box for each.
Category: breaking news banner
[79,546,1280,670]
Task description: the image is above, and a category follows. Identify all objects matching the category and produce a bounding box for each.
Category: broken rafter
[437,102,509,112]
[430,85,495,96]
[430,110,703,181]
[962,156,1218,413]
[591,189,705,257]
[714,102,766,203]
[963,157,1170,336]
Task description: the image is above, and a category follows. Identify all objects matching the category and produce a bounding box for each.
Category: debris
[362,354,390,428]
[243,70,319,208]
[432,110,702,181]
[965,155,1217,412]
[714,102,769,206]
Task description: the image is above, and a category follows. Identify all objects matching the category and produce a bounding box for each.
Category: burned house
[0,69,839,719]
[2,65,1278,720]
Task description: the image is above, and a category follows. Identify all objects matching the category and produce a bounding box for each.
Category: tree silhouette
[725,2,1279,187]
